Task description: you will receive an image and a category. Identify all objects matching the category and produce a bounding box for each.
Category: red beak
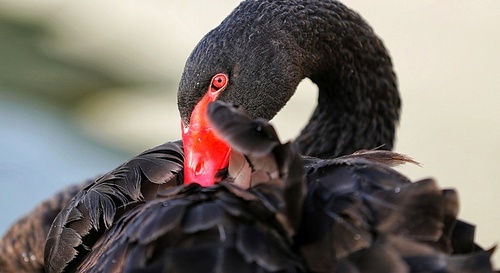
[182,75,231,187]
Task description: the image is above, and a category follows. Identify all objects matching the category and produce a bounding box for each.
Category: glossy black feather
[77,183,304,273]
[207,102,280,157]
[73,102,306,273]
[336,234,495,273]
[295,152,495,272]
[209,101,305,231]
[44,141,184,273]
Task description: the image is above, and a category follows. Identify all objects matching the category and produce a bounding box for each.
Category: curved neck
[288,2,400,158]
[178,0,400,159]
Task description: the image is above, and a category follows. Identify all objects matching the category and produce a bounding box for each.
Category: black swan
[43,0,402,269]
[0,0,494,272]
[47,101,494,272]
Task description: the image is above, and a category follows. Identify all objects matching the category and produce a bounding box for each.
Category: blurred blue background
[0,0,499,266]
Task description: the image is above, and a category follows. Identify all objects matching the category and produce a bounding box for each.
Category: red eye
[211,73,228,91]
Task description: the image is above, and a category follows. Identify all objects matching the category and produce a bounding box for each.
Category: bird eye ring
[211,73,228,91]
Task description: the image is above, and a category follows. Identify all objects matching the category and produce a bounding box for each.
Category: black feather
[208,101,280,157]
[69,102,306,273]
[44,141,183,273]
[296,151,496,272]
[75,182,305,273]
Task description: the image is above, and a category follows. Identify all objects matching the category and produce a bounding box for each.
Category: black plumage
[295,152,495,272]
[60,101,306,273]
[44,102,496,273]
[4,1,399,269]
[44,142,184,272]
[75,183,304,273]
[0,0,496,272]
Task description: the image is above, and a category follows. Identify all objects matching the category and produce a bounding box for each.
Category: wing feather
[44,141,184,273]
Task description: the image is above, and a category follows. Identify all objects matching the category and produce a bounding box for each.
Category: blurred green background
[0,0,499,266]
